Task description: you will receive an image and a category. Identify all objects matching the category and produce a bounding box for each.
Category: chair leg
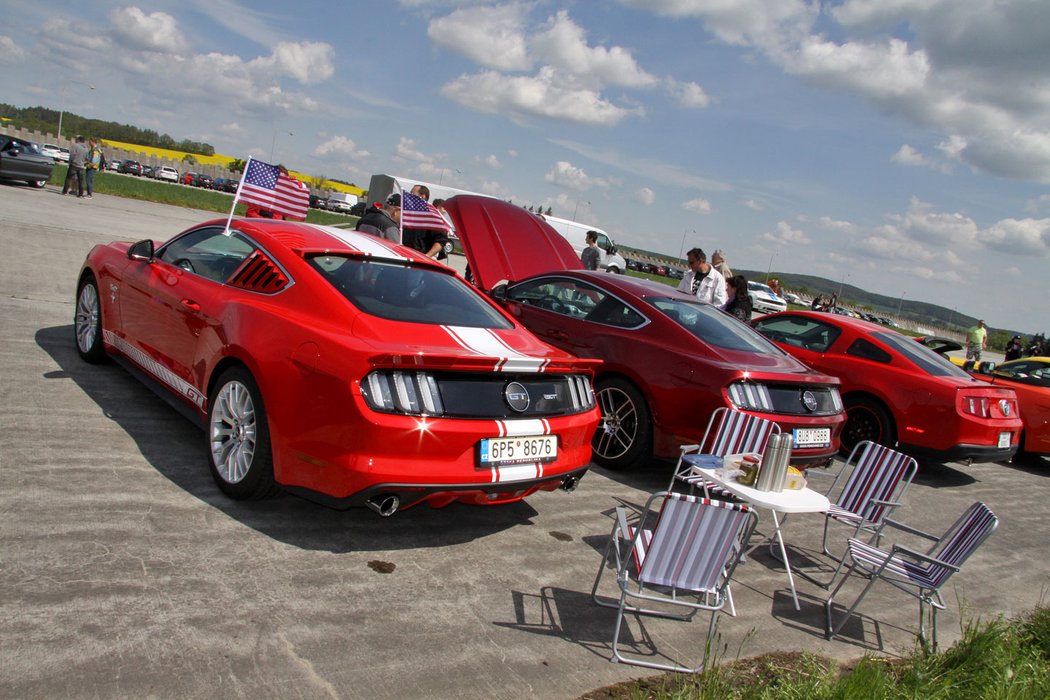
[825,564,879,640]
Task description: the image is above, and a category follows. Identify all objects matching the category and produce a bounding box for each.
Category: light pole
[838,272,849,298]
[766,251,778,283]
[438,167,459,185]
[678,229,693,261]
[897,291,907,316]
[572,198,590,221]
[57,82,95,140]
[270,130,293,162]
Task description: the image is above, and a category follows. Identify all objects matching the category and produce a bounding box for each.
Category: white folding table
[691,467,830,610]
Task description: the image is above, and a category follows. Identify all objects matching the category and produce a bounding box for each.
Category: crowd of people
[61,135,106,199]
[352,184,451,261]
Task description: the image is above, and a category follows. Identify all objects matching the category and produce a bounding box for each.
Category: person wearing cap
[402,184,447,259]
[354,193,401,243]
[965,320,988,362]
[1004,334,1023,361]
[711,249,733,279]
[677,247,727,306]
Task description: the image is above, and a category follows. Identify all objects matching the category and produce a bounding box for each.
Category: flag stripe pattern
[401,191,451,231]
[238,159,309,220]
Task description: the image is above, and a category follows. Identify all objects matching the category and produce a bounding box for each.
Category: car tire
[592,378,652,471]
[206,367,280,500]
[74,274,108,363]
[841,396,897,454]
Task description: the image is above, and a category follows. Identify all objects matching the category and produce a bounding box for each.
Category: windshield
[648,296,784,354]
[874,331,971,377]
[307,256,513,329]
[749,281,776,295]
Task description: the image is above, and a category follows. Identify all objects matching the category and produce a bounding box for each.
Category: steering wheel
[535,295,566,313]
[173,258,195,273]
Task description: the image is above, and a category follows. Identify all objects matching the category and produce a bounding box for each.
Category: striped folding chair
[591,491,758,672]
[669,407,780,496]
[801,440,918,587]
[825,501,998,651]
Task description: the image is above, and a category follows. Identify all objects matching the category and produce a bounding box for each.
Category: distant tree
[182,154,197,164]
[227,159,246,173]
[545,207,552,215]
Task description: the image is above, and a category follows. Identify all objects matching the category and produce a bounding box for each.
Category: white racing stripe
[443,326,549,373]
[493,463,544,483]
[103,330,206,411]
[306,224,413,260]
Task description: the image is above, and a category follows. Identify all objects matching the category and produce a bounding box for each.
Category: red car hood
[443,195,581,292]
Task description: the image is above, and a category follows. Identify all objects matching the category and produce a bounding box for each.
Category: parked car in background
[748,280,788,314]
[349,201,367,217]
[73,218,601,514]
[141,165,155,179]
[191,173,213,188]
[448,195,846,471]
[155,166,179,183]
[40,143,65,161]
[752,311,1022,463]
[212,177,237,193]
[106,159,121,172]
[0,136,55,188]
[783,292,802,305]
[118,160,143,176]
[181,172,197,185]
[309,194,328,209]
[967,357,1050,458]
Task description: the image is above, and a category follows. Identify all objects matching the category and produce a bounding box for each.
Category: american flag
[401,191,451,232]
[236,158,309,220]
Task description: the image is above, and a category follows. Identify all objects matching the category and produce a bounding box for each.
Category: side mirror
[127,239,155,261]
[491,282,509,300]
[978,361,996,374]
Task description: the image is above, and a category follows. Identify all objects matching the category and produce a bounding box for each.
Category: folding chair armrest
[883,517,940,541]
[614,505,632,541]
[889,543,962,573]
[678,443,700,456]
[803,466,836,480]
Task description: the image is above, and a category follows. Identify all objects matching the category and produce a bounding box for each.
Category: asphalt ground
[1,183,1048,699]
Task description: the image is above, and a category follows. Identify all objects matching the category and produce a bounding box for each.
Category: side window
[158,227,257,283]
[596,232,613,252]
[754,316,839,352]
[846,338,892,363]
[507,278,602,319]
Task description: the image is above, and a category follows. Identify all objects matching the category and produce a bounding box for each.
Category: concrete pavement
[1,183,1048,699]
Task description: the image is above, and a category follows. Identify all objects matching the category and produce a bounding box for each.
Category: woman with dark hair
[724,275,752,322]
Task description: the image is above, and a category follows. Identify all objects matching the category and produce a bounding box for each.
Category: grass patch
[50,165,355,226]
[580,607,1050,699]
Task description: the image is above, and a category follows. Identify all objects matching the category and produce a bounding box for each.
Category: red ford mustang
[752,311,1022,463]
[74,218,601,514]
[444,196,846,471]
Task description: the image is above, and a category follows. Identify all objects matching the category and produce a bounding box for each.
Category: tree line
[0,104,215,156]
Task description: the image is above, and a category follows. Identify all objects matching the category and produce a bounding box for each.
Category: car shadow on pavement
[37,325,539,552]
[911,461,978,488]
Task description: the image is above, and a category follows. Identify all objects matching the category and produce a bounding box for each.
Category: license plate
[479,435,558,466]
[998,432,1011,448]
[793,427,831,448]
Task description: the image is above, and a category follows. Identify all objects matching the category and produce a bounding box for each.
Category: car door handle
[547,330,570,341]
[180,299,201,312]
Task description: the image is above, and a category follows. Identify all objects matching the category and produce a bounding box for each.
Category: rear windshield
[307,256,513,329]
[648,296,785,354]
[874,331,971,377]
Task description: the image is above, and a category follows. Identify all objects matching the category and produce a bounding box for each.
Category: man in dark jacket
[355,194,401,243]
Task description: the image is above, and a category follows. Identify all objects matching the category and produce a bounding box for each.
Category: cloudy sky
[3,0,1048,333]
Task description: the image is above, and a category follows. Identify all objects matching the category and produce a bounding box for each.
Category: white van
[541,216,626,274]
[327,192,358,213]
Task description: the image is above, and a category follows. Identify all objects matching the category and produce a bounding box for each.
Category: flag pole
[224,156,253,235]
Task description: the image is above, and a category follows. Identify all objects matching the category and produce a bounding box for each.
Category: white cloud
[479,154,502,169]
[544,161,617,190]
[394,137,441,164]
[667,79,712,108]
[314,136,368,159]
[682,197,712,214]
[531,10,658,88]
[428,4,531,72]
[218,122,246,137]
[440,68,643,126]
[109,7,187,53]
[742,198,765,211]
[264,42,335,84]
[816,216,857,233]
[762,221,811,245]
[0,35,24,64]
[635,187,656,205]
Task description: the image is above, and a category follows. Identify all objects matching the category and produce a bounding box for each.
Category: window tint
[506,278,639,325]
[649,297,783,353]
[846,338,892,363]
[753,315,841,352]
[157,227,256,283]
[309,256,512,328]
[872,331,971,377]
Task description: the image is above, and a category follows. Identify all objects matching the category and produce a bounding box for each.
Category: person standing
[84,138,103,198]
[355,194,401,243]
[723,275,752,322]
[965,320,988,362]
[677,247,727,306]
[401,185,447,259]
[1004,335,1023,362]
[62,135,89,197]
[581,230,601,270]
[711,249,733,279]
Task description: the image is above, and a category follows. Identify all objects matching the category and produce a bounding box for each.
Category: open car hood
[443,195,581,292]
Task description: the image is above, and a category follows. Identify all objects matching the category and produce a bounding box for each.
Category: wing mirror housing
[127,239,155,261]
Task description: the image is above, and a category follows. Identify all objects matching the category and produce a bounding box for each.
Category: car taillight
[728,381,774,411]
[961,395,1014,418]
[363,371,444,415]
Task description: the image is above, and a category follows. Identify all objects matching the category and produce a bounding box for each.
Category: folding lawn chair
[669,406,780,496]
[825,501,999,651]
[591,491,758,672]
[801,440,918,587]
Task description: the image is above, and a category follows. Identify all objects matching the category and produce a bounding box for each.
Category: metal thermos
[757,433,793,491]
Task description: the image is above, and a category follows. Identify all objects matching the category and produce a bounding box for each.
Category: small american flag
[401,191,451,232]
[237,158,309,220]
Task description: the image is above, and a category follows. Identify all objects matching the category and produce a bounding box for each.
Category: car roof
[443,195,582,291]
[765,309,888,332]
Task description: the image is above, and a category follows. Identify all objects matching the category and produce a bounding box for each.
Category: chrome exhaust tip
[366,494,400,517]
[560,476,579,493]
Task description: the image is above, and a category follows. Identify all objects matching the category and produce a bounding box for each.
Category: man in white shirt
[677,247,727,306]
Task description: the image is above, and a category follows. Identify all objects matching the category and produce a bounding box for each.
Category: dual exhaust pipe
[366,475,581,516]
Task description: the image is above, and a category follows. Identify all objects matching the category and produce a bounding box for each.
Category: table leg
[770,510,800,611]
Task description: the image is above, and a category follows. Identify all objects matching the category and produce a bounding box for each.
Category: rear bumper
[899,442,1018,464]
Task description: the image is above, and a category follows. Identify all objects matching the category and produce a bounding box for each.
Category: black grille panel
[767,386,840,416]
[438,374,590,418]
